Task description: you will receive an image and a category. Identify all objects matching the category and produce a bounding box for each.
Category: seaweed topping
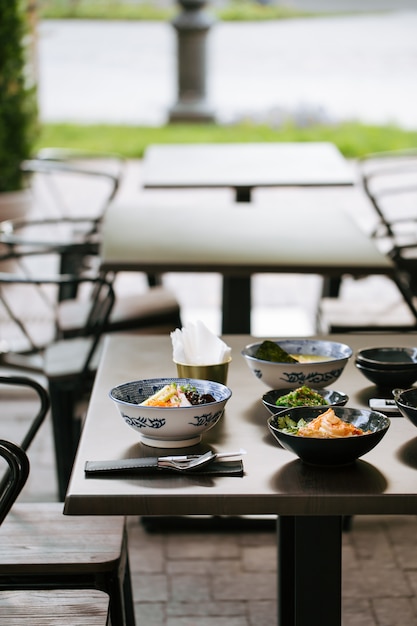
[254,340,298,363]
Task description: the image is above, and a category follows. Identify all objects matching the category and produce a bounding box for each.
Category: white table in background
[100,200,394,333]
[142,142,355,203]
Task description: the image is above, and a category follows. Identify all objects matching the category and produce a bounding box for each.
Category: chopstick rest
[84,457,244,477]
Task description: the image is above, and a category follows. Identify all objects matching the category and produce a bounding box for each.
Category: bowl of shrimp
[267,406,390,466]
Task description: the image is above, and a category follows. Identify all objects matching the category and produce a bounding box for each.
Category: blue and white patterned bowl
[242,339,352,390]
[109,377,232,448]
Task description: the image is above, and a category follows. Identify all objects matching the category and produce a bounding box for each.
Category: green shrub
[0,1,39,192]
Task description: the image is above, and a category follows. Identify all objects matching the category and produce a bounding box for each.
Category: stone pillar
[169,0,216,123]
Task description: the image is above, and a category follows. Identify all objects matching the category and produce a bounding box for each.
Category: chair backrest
[0,376,49,518]
[359,150,417,242]
[0,272,115,365]
[70,275,115,378]
[0,440,30,525]
[21,149,124,222]
[0,216,100,261]
[0,375,50,451]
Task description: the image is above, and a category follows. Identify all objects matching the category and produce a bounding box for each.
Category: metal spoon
[157,448,246,471]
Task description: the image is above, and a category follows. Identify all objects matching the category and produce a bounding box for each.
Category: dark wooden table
[65,333,417,626]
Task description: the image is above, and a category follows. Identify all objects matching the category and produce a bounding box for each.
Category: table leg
[221,187,253,334]
[277,516,342,626]
[235,186,252,203]
[322,277,342,298]
[222,276,251,334]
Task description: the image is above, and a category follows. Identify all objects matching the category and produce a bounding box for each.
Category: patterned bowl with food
[242,339,352,389]
[110,378,232,448]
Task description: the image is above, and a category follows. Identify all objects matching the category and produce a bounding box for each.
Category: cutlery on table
[157,448,247,471]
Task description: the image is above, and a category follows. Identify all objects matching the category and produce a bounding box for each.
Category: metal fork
[157,449,246,471]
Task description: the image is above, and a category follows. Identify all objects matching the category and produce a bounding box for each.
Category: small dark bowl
[267,406,390,466]
[355,361,417,389]
[262,388,348,414]
[393,387,417,428]
[356,347,417,370]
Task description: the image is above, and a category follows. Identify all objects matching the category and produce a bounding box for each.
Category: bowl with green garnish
[242,339,352,389]
[262,385,349,414]
[267,406,390,466]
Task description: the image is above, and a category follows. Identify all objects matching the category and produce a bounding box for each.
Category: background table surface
[65,333,417,517]
[142,142,355,188]
[101,201,393,274]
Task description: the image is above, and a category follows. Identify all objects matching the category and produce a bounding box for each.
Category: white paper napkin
[171,321,232,365]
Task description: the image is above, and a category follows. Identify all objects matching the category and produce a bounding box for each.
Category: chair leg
[48,378,83,500]
[100,540,136,626]
[59,250,89,301]
[121,546,136,626]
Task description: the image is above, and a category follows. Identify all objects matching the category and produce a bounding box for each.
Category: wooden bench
[0,589,110,625]
[0,503,135,626]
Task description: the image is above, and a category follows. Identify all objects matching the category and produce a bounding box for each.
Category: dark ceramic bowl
[356,347,417,370]
[267,406,390,466]
[262,388,348,414]
[393,387,417,428]
[355,361,417,389]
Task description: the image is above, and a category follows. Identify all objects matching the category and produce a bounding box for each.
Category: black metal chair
[21,148,124,222]
[317,150,417,333]
[0,400,111,625]
[0,374,135,626]
[1,155,182,330]
[0,439,30,525]
[0,437,111,624]
[0,271,115,498]
[360,149,417,243]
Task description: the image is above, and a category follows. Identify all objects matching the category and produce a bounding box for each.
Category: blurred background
[2,0,417,334]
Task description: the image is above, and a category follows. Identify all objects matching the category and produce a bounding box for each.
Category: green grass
[36,121,417,160]
[38,1,175,21]
[217,0,312,21]
[37,0,315,22]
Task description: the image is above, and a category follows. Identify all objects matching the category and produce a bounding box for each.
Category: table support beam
[278,516,342,626]
[222,276,251,334]
[221,184,253,333]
